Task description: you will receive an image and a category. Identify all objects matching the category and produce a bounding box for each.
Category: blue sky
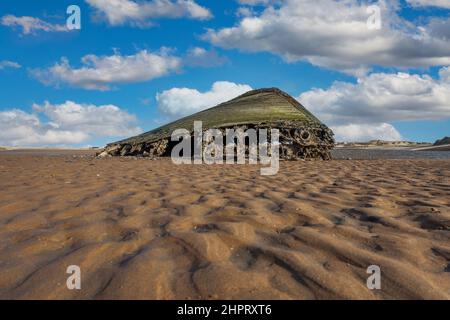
[0,0,449,146]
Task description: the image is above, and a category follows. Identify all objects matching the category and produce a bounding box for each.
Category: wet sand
[0,150,449,299]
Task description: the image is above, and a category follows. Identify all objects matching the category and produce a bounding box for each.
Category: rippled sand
[0,150,449,299]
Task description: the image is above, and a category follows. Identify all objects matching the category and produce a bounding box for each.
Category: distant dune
[336,140,450,152]
[335,140,431,149]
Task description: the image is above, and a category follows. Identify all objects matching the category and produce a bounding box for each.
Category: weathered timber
[101,88,335,160]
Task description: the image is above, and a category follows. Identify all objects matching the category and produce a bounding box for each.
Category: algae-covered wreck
[101,88,335,160]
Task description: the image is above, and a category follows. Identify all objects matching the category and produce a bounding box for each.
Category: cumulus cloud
[31,49,181,90]
[0,102,142,147]
[299,67,450,124]
[427,18,450,40]
[86,0,212,26]
[298,67,450,141]
[185,47,228,67]
[237,0,285,6]
[1,15,68,35]
[332,123,402,142]
[406,0,450,9]
[204,0,450,75]
[238,0,277,5]
[157,81,252,116]
[0,60,21,70]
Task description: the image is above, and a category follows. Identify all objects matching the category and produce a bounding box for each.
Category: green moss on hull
[104,88,335,160]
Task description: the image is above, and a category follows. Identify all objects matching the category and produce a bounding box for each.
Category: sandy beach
[0,150,448,300]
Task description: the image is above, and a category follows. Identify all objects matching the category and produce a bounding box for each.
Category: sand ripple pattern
[0,153,449,299]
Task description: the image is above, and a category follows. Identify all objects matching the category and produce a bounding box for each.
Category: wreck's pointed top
[223,87,321,122]
[113,87,325,145]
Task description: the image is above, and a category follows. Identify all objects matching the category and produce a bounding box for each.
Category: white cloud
[236,7,254,18]
[427,17,450,40]
[1,15,67,35]
[439,66,450,81]
[0,102,142,147]
[298,67,450,141]
[157,81,252,116]
[31,49,181,90]
[237,0,278,5]
[0,110,87,146]
[204,0,450,75]
[86,0,212,26]
[185,47,228,67]
[332,123,402,142]
[0,60,21,70]
[32,101,142,136]
[299,67,450,124]
[406,0,450,9]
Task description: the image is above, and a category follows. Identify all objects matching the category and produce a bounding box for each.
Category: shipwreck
[101,88,335,160]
